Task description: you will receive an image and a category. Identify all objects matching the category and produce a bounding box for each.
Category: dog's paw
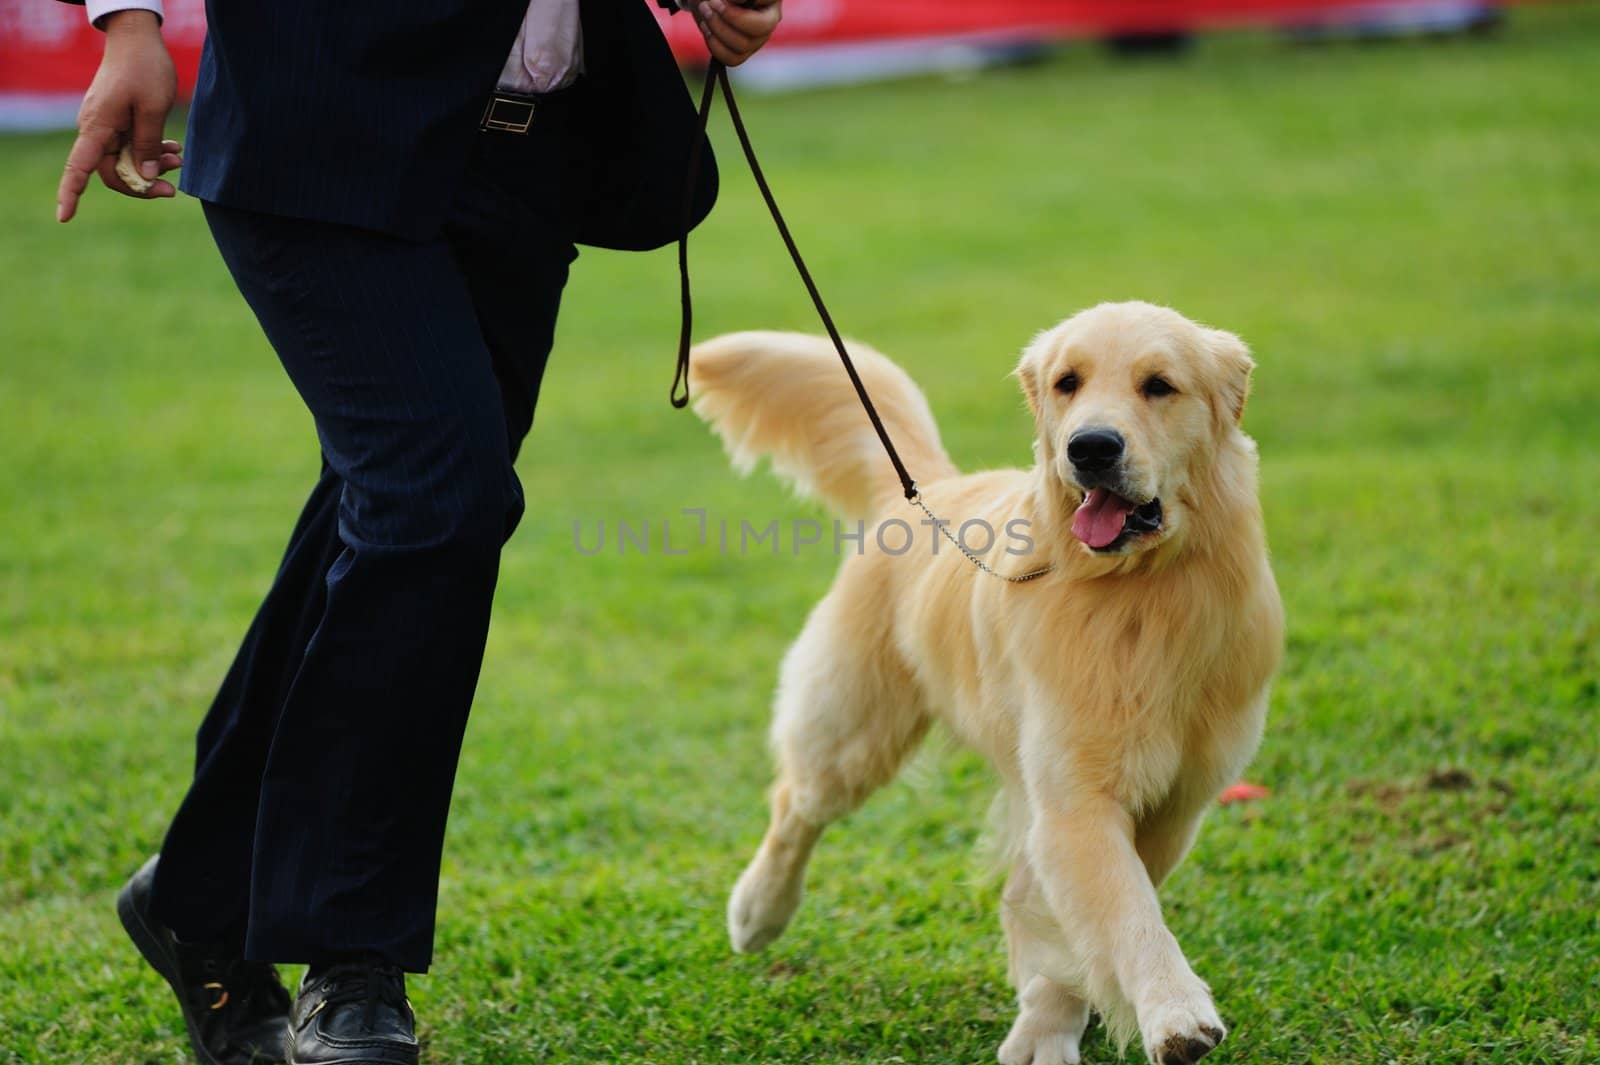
[997,1023,1081,1065]
[1141,995,1225,1065]
[997,979,1087,1065]
[726,858,802,953]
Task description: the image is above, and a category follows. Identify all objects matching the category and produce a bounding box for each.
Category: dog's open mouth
[1072,489,1163,552]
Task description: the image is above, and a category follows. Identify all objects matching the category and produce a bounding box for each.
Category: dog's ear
[1208,328,1255,425]
[1014,357,1041,419]
[1014,331,1053,420]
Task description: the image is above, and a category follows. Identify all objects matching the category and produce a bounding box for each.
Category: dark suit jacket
[59,0,717,247]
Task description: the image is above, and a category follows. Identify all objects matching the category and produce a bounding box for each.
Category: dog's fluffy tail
[689,331,958,519]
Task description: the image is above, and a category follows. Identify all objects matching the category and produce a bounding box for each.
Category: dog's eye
[1142,375,1177,398]
[1055,372,1079,395]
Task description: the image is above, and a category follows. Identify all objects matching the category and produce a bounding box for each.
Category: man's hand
[693,0,782,67]
[57,9,181,222]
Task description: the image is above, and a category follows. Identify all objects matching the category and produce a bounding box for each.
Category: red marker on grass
[1218,781,1271,804]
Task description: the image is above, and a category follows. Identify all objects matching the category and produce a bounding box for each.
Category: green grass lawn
[3,7,1598,1063]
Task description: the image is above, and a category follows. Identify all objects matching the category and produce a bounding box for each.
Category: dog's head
[1016,301,1254,558]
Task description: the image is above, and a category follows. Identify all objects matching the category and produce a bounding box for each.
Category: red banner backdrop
[0,0,207,95]
[0,0,1497,100]
[649,0,1450,59]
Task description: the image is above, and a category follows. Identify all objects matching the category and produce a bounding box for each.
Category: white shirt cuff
[85,0,164,29]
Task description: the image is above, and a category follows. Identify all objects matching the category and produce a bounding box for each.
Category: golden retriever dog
[688,301,1284,1065]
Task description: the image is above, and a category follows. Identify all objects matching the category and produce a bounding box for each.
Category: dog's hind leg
[998,855,1091,1065]
[728,588,929,953]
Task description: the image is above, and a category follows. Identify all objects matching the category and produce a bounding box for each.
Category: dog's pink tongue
[1072,488,1135,549]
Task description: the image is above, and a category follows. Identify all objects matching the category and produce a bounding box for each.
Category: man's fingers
[713,1,780,36]
[94,152,173,199]
[96,153,140,197]
[704,9,757,52]
[158,139,184,174]
[695,0,778,65]
[701,32,746,67]
[57,126,116,222]
[698,12,759,65]
[56,122,180,219]
[131,104,167,180]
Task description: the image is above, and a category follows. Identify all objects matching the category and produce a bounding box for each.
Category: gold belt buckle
[481,94,536,134]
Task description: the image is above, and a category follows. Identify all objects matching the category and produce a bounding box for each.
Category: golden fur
[690,302,1284,1065]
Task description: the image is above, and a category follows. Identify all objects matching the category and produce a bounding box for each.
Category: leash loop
[674,62,916,501]
[672,69,722,409]
[712,64,919,503]
[675,62,1054,581]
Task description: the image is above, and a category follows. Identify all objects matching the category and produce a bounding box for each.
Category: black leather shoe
[117,856,292,1065]
[288,959,419,1065]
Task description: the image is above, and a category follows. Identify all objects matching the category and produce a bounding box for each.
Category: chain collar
[909,493,1055,583]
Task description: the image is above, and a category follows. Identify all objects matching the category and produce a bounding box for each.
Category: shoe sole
[117,867,286,1065]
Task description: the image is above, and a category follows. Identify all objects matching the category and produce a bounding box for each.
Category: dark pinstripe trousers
[146,118,577,972]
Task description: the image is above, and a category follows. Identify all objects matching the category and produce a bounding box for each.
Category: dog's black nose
[1067,428,1125,472]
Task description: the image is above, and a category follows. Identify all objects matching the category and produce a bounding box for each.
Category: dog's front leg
[1024,789,1224,1065]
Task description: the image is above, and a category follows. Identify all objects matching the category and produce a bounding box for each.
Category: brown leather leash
[671,61,1054,583]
